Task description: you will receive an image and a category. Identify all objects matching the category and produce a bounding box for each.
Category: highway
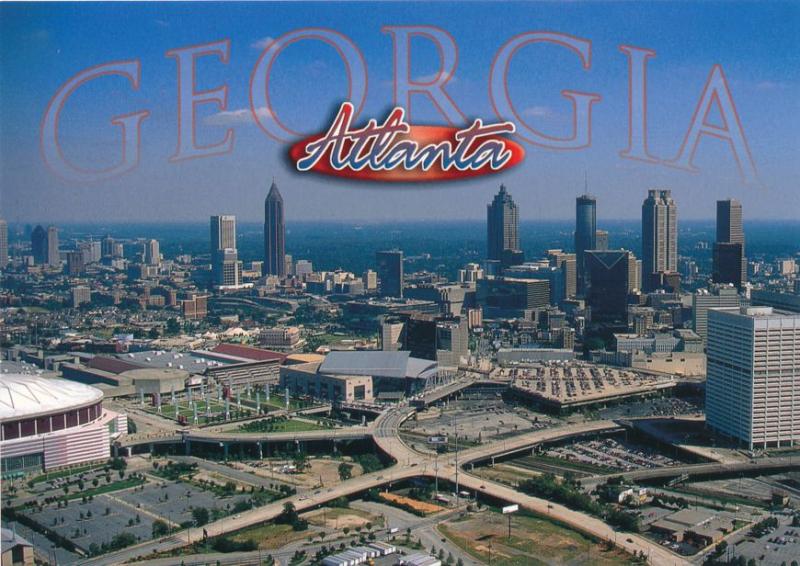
[85,408,684,565]
[82,403,795,565]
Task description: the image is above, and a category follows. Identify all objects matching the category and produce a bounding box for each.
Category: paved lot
[733,514,800,565]
[117,479,253,524]
[32,493,155,552]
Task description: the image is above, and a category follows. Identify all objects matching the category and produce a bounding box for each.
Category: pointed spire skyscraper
[264,179,286,277]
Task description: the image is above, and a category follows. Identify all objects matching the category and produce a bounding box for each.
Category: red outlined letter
[619,45,659,164]
[382,26,465,125]
[249,28,367,143]
[490,32,601,149]
[667,64,759,185]
[166,40,232,162]
[40,60,149,182]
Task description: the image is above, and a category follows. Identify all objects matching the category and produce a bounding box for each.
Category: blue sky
[1,1,798,223]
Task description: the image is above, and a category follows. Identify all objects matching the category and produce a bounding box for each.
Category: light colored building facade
[641,189,677,291]
[692,284,742,344]
[0,375,127,476]
[706,306,800,449]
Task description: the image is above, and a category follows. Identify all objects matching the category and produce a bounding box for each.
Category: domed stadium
[0,373,127,477]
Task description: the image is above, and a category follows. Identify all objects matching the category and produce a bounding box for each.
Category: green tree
[192,507,210,526]
[338,462,353,481]
[152,519,169,537]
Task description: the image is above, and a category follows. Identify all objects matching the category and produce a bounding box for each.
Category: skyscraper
[46,226,60,267]
[585,249,638,321]
[706,306,800,450]
[575,194,597,294]
[692,284,741,344]
[211,215,240,287]
[0,218,8,267]
[641,189,678,292]
[143,239,160,266]
[487,184,520,268]
[31,225,47,265]
[713,199,746,289]
[376,250,403,298]
[210,214,236,251]
[264,180,286,277]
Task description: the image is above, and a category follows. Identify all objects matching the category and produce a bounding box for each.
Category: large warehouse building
[0,373,127,477]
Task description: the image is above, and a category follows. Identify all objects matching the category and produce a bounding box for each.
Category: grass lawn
[64,476,146,500]
[239,418,327,434]
[28,464,103,486]
[438,511,633,566]
[230,522,311,549]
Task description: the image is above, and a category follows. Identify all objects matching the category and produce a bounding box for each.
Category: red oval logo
[289,103,524,182]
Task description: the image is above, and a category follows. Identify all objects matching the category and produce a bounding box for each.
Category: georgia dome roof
[0,373,103,422]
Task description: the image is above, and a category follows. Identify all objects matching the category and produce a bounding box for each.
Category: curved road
[84,407,698,565]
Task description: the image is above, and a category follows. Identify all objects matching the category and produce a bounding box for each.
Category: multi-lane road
[82,403,790,566]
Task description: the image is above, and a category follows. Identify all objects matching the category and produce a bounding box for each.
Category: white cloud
[251,37,275,51]
[204,107,272,126]
[523,106,553,118]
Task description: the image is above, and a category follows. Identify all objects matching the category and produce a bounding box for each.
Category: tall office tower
[362,269,377,291]
[0,218,8,267]
[264,180,286,277]
[706,306,800,450]
[595,229,609,251]
[46,226,60,267]
[584,249,638,322]
[210,215,240,287]
[575,194,597,295]
[713,199,746,289]
[641,189,678,291]
[66,250,85,275]
[692,284,741,344]
[547,249,577,300]
[101,235,115,259]
[487,184,520,267]
[31,225,47,265]
[210,214,236,251]
[376,250,404,298]
[143,239,160,266]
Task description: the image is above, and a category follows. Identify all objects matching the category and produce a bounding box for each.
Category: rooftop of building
[319,350,437,380]
[0,373,104,421]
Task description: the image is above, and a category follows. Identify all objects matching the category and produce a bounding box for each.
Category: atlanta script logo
[288,102,524,181]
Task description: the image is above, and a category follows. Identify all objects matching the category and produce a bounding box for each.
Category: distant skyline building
[264,180,286,277]
[713,198,746,289]
[487,184,521,268]
[641,189,678,292]
[143,239,160,266]
[31,225,47,265]
[595,229,609,251]
[210,215,241,287]
[376,250,404,298]
[575,194,597,295]
[706,306,800,450]
[0,218,7,267]
[46,226,60,267]
[585,249,638,322]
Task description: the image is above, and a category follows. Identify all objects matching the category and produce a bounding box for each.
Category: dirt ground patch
[303,507,383,529]
[379,492,445,515]
[438,510,632,566]
[230,458,362,489]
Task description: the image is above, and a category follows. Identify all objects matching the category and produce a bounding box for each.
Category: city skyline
[1,2,798,223]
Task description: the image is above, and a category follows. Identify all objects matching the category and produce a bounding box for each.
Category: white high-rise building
[706,306,800,450]
[692,284,742,345]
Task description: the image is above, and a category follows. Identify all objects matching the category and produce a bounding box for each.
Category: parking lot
[544,436,682,471]
[727,513,800,565]
[402,399,557,446]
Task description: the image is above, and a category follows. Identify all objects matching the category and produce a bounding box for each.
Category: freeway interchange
[83,403,793,566]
